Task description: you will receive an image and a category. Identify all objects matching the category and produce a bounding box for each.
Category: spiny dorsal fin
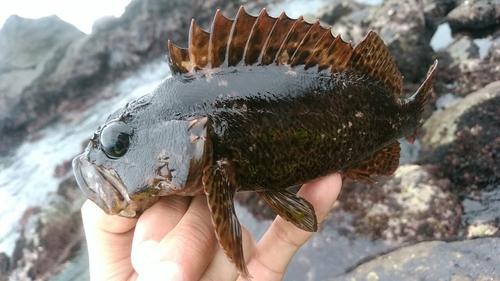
[244,9,278,65]
[167,7,403,95]
[290,20,325,67]
[227,8,257,66]
[208,10,233,68]
[189,19,210,70]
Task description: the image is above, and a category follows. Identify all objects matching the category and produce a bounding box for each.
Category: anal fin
[258,189,317,232]
[344,141,401,183]
[202,161,250,279]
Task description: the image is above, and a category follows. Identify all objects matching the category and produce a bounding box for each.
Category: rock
[0,15,85,153]
[434,35,500,97]
[315,0,367,26]
[485,35,500,62]
[467,223,498,238]
[419,81,500,261]
[447,0,500,36]
[332,238,500,280]
[422,81,500,158]
[0,252,10,279]
[423,0,459,26]
[337,165,461,242]
[7,176,87,280]
[444,36,480,68]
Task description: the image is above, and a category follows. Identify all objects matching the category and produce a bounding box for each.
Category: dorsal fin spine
[208,10,234,68]
[256,11,285,65]
[260,12,296,66]
[227,7,257,67]
[304,26,334,69]
[188,19,210,71]
[274,15,305,65]
[244,8,277,66]
[290,20,324,67]
[206,9,221,68]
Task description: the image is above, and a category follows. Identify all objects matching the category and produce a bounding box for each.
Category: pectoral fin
[202,162,250,279]
[344,141,401,183]
[258,189,317,232]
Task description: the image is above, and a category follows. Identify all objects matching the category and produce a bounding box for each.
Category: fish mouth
[72,154,151,218]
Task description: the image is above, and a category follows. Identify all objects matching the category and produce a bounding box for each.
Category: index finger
[81,200,139,280]
[245,173,342,280]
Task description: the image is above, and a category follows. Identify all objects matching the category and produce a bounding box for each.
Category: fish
[72,7,438,279]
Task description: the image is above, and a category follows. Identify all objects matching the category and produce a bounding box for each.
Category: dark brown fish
[72,7,438,279]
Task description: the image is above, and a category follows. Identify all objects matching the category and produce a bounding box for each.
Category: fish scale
[73,7,438,280]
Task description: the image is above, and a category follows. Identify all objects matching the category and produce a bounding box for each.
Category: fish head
[73,98,212,218]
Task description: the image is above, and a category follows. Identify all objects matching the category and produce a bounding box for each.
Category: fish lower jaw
[73,154,138,216]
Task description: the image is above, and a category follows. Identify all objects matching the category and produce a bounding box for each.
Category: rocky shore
[1,0,499,280]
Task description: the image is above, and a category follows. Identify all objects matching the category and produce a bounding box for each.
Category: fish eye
[99,121,133,158]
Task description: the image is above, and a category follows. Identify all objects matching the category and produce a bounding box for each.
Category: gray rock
[315,0,367,26]
[423,0,459,26]
[485,35,500,62]
[434,36,500,97]
[0,15,84,144]
[444,36,480,68]
[421,80,500,153]
[337,164,461,242]
[447,0,500,35]
[420,81,500,229]
[8,176,86,280]
[332,238,500,280]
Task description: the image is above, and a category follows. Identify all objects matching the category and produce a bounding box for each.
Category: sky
[0,0,131,34]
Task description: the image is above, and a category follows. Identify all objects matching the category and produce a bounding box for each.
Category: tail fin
[405,60,438,144]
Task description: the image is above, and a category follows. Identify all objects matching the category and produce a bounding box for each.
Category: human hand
[81,173,342,281]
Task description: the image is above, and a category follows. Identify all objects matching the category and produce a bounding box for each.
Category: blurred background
[0,0,499,280]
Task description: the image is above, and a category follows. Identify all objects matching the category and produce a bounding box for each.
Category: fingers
[81,199,139,280]
[132,194,220,281]
[245,173,342,281]
[131,195,191,272]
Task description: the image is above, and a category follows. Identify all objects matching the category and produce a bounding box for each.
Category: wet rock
[467,223,498,238]
[53,159,73,178]
[0,15,84,153]
[332,238,500,280]
[447,0,500,36]
[423,0,459,26]
[420,80,500,189]
[485,35,500,62]
[315,0,367,26]
[434,35,500,97]
[0,252,10,279]
[444,36,480,68]
[420,80,500,245]
[7,176,87,280]
[337,165,461,242]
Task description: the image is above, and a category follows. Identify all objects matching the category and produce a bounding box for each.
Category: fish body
[73,7,437,278]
